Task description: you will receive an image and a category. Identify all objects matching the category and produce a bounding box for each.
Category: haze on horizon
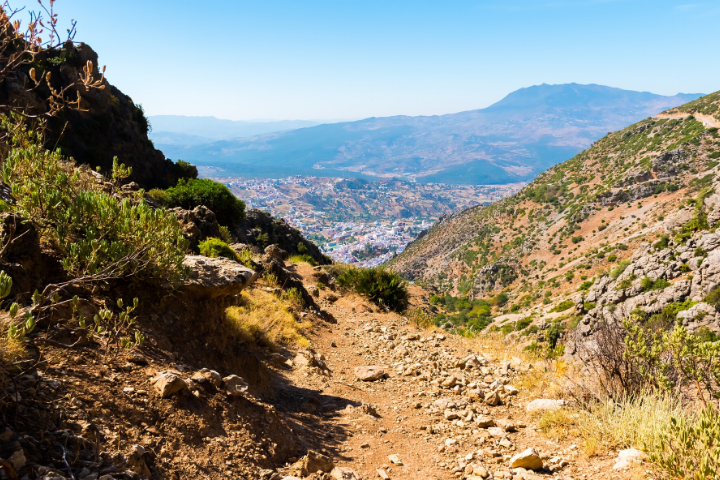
[12,0,720,121]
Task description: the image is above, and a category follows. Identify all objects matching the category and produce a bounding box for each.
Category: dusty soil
[0,262,644,480]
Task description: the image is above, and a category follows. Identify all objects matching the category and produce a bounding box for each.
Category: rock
[444,409,459,420]
[526,399,567,412]
[474,415,496,428]
[178,255,256,298]
[613,448,646,469]
[509,448,543,470]
[330,467,359,479]
[222,375,249,396]
[265,244,289,260]
[473,465,489,478]
[191,368,222,387]
[9,448,26,469]
[281,477,303,480]
[354,365,386,381]
[127,444,151,478]
[377,468,391,479]
[484,390,501,406]
[487,427,507,438]
[169,205,221,250]
[151,372,187,397]
[434,398,457,410]
[300,450,334,475]
[388,454,403,465]
[496,419,517,432]
[503,385,519,396]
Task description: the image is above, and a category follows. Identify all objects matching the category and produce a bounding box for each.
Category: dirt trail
[272,265,638,480]
[654,112,720,128]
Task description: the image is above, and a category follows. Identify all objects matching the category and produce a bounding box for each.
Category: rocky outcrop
[179,255,256,298]
[233,209,330,265]
[570,231,720,356]
[471,262,517,298]
[169,205,222,250]
[0,41,184,189]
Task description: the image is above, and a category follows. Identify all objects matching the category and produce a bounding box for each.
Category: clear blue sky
[11,0,720,121]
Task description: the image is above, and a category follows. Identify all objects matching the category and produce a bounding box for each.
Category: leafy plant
[335,266,409,311]
[83,297,144,355]
[650,403,720,480]
[161,178,245,227]
[2,120,188,287]
[198,237,238,261]
[551,300,574,313]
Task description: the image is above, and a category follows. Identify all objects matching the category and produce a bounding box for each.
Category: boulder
[526,399,567,413]
[222,375,249,396]
[354,365,386,381]
[169,205,222,250]
[179,255,256,298]
[191,368,222,387]
[474,415,495,428]
[487,427,507,438]
[388,454,403,465]
[300,450,334,475]
[509,448,543,470]
[151,372,187,398]
[265,244,289,260]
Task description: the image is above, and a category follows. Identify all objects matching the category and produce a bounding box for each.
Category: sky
[9,0,720,121]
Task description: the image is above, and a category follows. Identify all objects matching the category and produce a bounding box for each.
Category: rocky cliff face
[0,42,182,188]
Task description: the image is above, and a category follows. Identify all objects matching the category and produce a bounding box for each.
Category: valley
[215,175,521,266]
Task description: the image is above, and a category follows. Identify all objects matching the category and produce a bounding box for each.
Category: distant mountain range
[148,116,327,145]
[153,84,704,184]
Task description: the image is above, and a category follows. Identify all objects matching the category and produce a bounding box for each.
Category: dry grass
[0,335,28,389]
[225,288,311,349]
[537,391,691,457]
[467,332,568,399]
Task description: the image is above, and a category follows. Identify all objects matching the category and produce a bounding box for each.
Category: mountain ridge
[155,84,704,184]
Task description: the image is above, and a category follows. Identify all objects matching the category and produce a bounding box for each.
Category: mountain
[148,115,326,144]
[156,84,703,184]
[387,90,720,330]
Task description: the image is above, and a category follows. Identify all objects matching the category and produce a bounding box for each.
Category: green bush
[551,300,574,313]
[198,238,237,261]
[2,120,188,284]
[571,235,583,244]
[608,254,617,262]
[335,266,409,311]
[641,276,671,292]
[650,403,720,480]
[705,286,720,307]
[489,292,509,307]
[583,302,597,311]
[516,317,533,331]
[170,159,198,181]
[162,178,245,227]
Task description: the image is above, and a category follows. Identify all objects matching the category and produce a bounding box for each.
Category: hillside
[157,84,702,184]
[388,90,720,332]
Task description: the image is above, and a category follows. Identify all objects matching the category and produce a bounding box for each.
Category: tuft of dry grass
[537,392,690,457]
[225,288,310,349]
[0,335,28,388]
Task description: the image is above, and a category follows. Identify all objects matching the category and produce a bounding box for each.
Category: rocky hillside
[0,41,185,189]
[389,90,720,330]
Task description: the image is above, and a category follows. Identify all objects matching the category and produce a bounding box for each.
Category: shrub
[163,178,245,227]
[578,279,594,291]
[516,317,533,330]
[584,302,597,311]
[198,238,237,261]
[640,276,671,292]
[704,285,720,307]
[170,159,198,181]
[571,235,583,244]
[551,300,574,313]
[335,266,409,311]
[219,225,233,244]
[654,234,670,250]
[2,122,188,285]
[489,292,509,307]
[608,254,617,262]
[650,403,720,480]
